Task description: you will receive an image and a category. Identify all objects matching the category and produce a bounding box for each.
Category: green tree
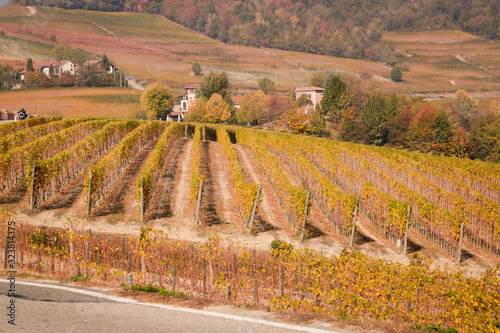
[309,105,327,136]
[49,34,57,42]
[307,73,329,88]
[320,75,349,121]
[258,77,276,94]
[102,54,111,71]
[361,92,388,145]
[390,66,403,82]
[192,62,202,75]
[26,58,34,72]
[198,71,232,106]
[140,84,173,119]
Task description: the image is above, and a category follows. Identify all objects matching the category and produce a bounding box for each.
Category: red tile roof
[295,86,324,92]
[231,95,244,104]
[185,83,200,89]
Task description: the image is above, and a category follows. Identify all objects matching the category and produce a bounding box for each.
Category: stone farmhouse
[20,60,75,81]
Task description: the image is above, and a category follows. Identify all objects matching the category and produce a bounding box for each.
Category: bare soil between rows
[2,137,496,277]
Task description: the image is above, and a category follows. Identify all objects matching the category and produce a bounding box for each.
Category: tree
[307,73,329,88]
[186,100,208,122]
[192,62,202,75]
[390,66,403,82]
[205,93,230,123]
[140,84,173,119]
[236,90,267,125]
[320,75,349,121]
[198,71,232,105]
[456,90,479,129]
[26,58,34,73]
[102,54,112,71]
[49,34,57,42]
[361,92,388,145]
[309,105,327,136]
[258,77,276,94]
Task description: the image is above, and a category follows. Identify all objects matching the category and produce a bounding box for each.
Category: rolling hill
[0,5,499,96]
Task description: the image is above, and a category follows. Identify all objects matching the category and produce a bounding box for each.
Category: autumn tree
[186,100,208,122]
[205,93,231,123]
[456,90,479,130]
[140,84,173,119]
[235,90,268,125]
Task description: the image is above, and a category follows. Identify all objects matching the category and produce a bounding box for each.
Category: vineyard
[0,118,499,331]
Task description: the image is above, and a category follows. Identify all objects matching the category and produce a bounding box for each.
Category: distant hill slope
[1,6,499,95]
[9,0,499,64]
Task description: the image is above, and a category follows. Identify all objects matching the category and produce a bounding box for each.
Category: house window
[182,102,187,111]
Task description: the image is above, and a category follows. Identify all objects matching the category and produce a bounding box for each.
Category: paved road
[0,280,350,333]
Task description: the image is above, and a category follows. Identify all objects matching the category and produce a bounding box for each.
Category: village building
[20,60,75,81]
[178,83,200,113]
[295,86,324,112]
[82,59,117,74]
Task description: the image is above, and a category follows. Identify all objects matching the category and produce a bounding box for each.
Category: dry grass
[0,5,30,17]
[0,87,141,118]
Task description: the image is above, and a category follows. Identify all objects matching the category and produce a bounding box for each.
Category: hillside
[1,5,499,96]
[10,0,500,64]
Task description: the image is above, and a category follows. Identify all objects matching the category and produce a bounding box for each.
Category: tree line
[142,71,500,164]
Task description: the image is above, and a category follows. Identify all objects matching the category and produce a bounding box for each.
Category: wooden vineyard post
[29,162,35,210]
[172,266,177,292]
[87,170,92,218]
[202,259,207,296]
[247,185,262,230]
[403,205,412,256]
[193,179,203,226]
[190,243,195,293]
[280,266,285,298]
[203,125,206,141]
[349,202,359,247]
[457,220,465,263]
[158,247,162,287]
[140,174,144,223]
[184,124,188,139]
[300,191,310,241]
[85,241,90,264]
[69,220,74,259]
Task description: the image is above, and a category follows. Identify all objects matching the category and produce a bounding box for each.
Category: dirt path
[26,6,36,16]
[146,137,184,221]
[233,144,286,233]
[171,139,193,222]
[92,139,158,219]
[206,141,239,226]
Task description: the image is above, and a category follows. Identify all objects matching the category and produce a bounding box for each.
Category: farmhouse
[82,59,117,74]
[178,83,200,113]
[295,86,324,111]
[20,60,75,81]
